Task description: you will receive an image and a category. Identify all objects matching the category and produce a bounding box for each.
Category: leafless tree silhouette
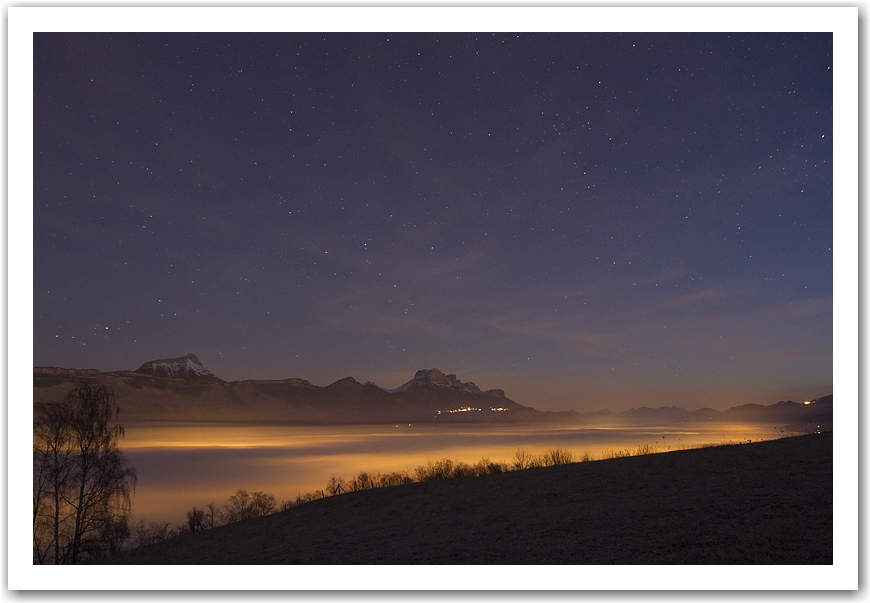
[33,384,136,563]
[223,489,277,522]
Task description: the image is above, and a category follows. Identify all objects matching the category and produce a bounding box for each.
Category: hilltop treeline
[127,443,689,552]
[128,446,586,549]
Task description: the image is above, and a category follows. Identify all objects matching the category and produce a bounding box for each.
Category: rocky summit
[391,368,487,395]
[135,353,215,379]
[413,368,483,393]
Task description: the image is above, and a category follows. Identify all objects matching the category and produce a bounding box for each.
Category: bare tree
[186,506,207,533]
[542,448,574,466]
[474,457,507,475]
[33,384,137,563]
[205,502,222,529]
[223,489,277,523]
[249,491,277,517]
[350,471,374,492]
[185,502,223,531]
[89,514,129,558]
[33,400,75,563]
[512,449,534,470]
[377,471,413,487]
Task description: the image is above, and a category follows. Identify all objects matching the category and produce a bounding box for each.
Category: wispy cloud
[476,278,831,363]
[481,311,625,358]
[321,307,460,340]
[312,283,465,340]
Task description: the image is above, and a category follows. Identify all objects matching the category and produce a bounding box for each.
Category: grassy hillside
[102,433,832,564]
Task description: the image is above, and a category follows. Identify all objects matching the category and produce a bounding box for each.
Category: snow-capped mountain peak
[135,353,215,379]
[389,368,483,395]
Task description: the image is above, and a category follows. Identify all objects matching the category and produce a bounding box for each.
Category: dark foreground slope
[104,433,832,564]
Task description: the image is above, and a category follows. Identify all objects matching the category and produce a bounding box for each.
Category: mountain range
[33,353,832,429]
[33,354,545,424]
[586,397,833,432]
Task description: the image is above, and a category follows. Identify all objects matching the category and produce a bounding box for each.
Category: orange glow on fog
[121,421,796,524]
[122,422,416,450]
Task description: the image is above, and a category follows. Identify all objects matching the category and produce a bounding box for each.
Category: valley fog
[122,421,795,524]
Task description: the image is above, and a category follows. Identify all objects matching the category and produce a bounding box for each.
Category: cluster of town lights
[438,406,511,414]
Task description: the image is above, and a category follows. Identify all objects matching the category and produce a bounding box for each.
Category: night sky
[32,32,833,412]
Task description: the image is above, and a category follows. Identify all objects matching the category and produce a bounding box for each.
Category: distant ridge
[588,395,833,432]
[33,360,543,424]
[32,356,832,429]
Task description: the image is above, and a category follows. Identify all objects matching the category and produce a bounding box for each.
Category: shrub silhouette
[474,458,508,475]
[451,461,476,478]
[414,458,478,481]
[634,443,656,456]
[377,470,414,487]
[542,448,575,466]
[133,520,180,547]
[350,472,375,492]
[512,449,535,470]
[223,489,277,523]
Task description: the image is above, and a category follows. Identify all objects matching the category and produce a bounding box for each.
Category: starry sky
[32,32,833,412]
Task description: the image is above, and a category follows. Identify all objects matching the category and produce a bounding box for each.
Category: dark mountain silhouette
[32,355,832,428]
[687,408,723,422]
[33,357,545,424]
[802,395,833,424]
[582,395,832,431]
[388,368,487,395]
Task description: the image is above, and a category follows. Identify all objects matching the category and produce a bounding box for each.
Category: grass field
[102,432,832,565]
